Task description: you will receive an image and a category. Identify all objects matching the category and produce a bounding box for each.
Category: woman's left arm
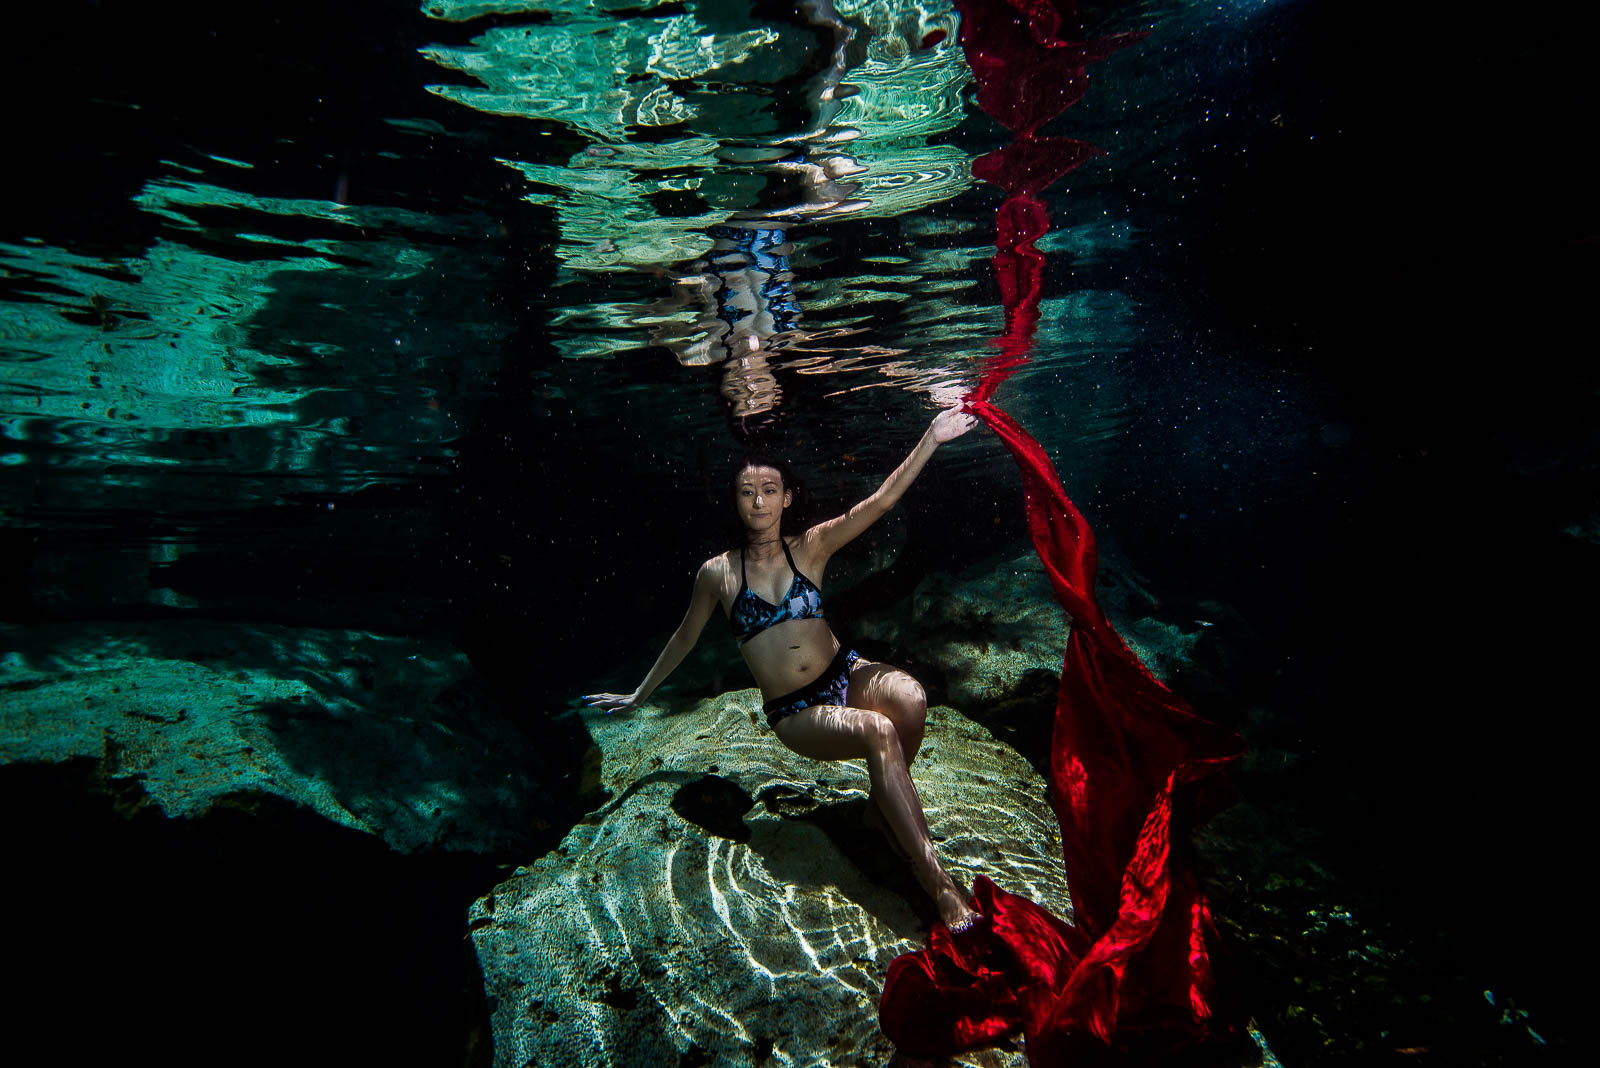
[808,406,978,556]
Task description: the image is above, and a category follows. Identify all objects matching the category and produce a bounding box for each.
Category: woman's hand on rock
[930,405,980,444]
[583,692,640,715]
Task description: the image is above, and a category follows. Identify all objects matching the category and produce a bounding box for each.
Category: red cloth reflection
[879,1,1244,1060]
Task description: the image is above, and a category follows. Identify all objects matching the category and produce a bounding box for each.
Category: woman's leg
[844,659,928,764]
[774,704,976,928]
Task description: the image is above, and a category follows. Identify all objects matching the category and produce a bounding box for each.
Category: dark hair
[732,452,799,498]
[731,453,803,538]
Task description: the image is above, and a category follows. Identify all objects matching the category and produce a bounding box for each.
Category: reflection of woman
[585,407,983,930]
[645,151,865,432]
[639,0,867,430]
[648,222,800,426]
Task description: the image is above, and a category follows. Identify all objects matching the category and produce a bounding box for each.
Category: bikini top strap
[741,539,799,591]
[781,537,811,585]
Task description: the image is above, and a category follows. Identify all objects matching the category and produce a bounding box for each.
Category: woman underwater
[584,406,983,931]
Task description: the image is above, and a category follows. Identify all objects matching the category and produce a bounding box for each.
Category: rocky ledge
[0,619,546,855]
[469,690,1071,1068]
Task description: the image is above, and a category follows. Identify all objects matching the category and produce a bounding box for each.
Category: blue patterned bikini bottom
[763,647,861,729]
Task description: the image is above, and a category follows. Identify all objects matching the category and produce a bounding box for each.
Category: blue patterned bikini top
[730,539,825,644]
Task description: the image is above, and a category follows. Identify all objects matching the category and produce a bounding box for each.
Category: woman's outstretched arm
[583,559,724,714]
[807,406,978,557]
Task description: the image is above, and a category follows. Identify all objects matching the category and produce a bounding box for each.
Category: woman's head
[733,453,797,536]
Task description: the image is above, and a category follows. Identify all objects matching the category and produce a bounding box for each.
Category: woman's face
[735,465,790,530]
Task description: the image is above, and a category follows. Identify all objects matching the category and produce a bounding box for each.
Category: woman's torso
[716,535,839,699]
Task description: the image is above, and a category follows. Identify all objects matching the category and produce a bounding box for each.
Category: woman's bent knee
[882,675,926,740]
[903,679,927,722]
[862,710,900,753]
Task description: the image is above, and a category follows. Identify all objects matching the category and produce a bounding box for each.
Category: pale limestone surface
[0,620,542,854]
[470,690,1071,1067]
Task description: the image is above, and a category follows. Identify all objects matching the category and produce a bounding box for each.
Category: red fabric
[956,0,1146,136]
[879,1,1244,1061]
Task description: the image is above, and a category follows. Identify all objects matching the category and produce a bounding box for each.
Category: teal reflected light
[421,0,972,271]
[0,158,494,504]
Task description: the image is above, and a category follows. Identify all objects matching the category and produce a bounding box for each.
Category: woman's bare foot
[935,886,980,931]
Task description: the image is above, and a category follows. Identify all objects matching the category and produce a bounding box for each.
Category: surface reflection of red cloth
[879,1,1244,1060]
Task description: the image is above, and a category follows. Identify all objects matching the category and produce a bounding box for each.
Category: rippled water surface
[5,0,1323,655]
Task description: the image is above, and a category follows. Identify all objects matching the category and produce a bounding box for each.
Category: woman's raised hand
[930,405,980,444]
[583,692,641,715]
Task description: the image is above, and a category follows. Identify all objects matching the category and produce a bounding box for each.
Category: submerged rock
[470,691,1069,1067]
[0,619,544,854]
[854,552,1070,709]
[854,544,1204,710]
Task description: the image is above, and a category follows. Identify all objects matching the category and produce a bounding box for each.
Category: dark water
[3,0,1591,1064]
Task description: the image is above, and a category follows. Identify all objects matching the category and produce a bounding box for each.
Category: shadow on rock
[669,774,755,843]
[963,667,1059,779]
[751,785,934,930]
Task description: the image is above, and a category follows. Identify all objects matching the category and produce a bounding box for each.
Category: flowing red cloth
[878,1,1244,1060]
